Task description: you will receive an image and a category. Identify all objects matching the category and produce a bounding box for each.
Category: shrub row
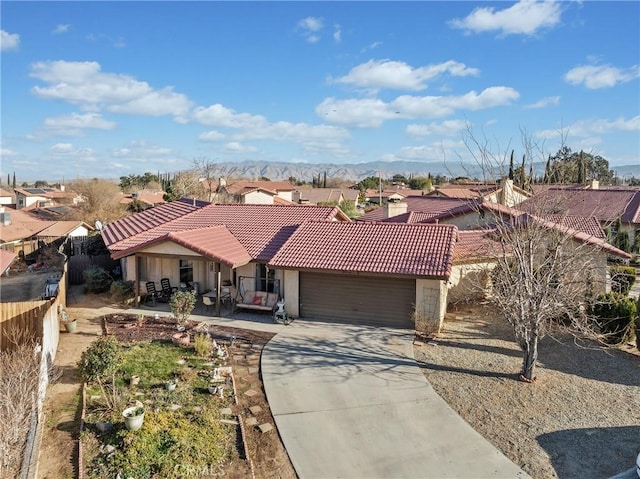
[610,266,637,296]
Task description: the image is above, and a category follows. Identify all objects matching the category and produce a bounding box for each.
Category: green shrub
[592,292,637,344]
[110,280,135,304]
[83,265,112,293]
[79,336,122,383]
[610,266,636,295]
[169,290,196,325]
[193,334,214,357]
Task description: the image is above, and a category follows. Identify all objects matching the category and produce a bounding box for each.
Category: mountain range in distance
[210,160,640,183]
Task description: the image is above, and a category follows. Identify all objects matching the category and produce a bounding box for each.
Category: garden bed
[80,313,295,479]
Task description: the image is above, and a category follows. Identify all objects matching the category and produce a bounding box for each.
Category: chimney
[59,185,65,192]
[501,178,514,206]
[384,201,408,219]
[590,179,599,190]
[219,177,227,188]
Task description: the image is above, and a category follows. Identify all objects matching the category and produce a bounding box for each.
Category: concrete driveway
[262,320,530,479]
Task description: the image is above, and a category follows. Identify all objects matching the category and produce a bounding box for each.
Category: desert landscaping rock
[249,405,262,415]
[245,417,258,426]
[258,423,273,433]
[244,389,258,398]
[220,407,233,416]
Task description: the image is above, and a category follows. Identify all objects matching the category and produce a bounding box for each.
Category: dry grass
[415,304,640,479]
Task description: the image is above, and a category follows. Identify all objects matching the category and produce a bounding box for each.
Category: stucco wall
[414,278,448,334]
[282,269,299,317]
[244,191,274,204]
[448,262,494,304]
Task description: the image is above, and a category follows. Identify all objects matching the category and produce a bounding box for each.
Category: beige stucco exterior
[447,262,494,304]
[414,278,448,334]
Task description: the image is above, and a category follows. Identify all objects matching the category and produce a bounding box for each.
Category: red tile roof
[103,202,349,262]
[359,197,471,222]
[0,250,17,274]
[112,226,252,267]
[269,221,457,279]
[521,188,640,224]
[454,230,504,262]
[535,215,605,239]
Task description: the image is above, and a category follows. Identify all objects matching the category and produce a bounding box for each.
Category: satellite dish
[95,220,103,231]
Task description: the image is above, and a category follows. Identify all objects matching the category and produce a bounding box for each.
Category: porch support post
[215,263,221,317]
[134,255,140,306]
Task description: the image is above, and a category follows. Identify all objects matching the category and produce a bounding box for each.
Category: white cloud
[49,142,96,159]
[52,24,71,34]
[231,121,350,143]
[224,142,258,153]
[360,41,382,54]
[297,16,324,43]
[192,104,267,129]
[536,115,640,139]
[1,30,20,51]
[43,113,116,135]
[1,148,17,156]
[30,60,191,116]
[449,0,562,36]
[318,86,519,127]
[564,63,640,89]
[333,24,342,43]
[524,95,560,109]
[198,130,226,141]
[406,120,469,137]
[111,140,173,158]
[334,59,479,92]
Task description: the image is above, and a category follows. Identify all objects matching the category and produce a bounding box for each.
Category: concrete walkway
[262,320,530,479]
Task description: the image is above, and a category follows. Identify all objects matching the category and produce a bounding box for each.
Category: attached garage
[299,272,415,328]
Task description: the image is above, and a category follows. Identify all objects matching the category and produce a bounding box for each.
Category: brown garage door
[299,272,415,328]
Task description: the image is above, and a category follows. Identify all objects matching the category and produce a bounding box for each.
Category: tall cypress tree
[12,172,16,189]
[508,150,514,180]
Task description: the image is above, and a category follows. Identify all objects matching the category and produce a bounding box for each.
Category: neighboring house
[293,188,345,205]
[364,190,406,205]
[0,205,91,256]
[102,199,457,331]
[0,188,14,205]
[428,179,530,207]
[0,249,17,276]
[520,187,640,246]
[358,196,470,222]
[120,190,166,208]
[14,186,81,210]
[211,179,297,204]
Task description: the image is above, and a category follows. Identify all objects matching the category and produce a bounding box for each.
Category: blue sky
[1,1,639,182]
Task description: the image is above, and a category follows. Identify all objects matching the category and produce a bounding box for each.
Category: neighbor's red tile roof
[0,208,52,242]
[37,221,92,237]
[454,230,504,262]
[103,202,349,262]
[359,197,471,222]
[535,215,605,239]
[225,180,295,195]
[269,221,457,279]
[521,188,640,224]
[0,249,17,274]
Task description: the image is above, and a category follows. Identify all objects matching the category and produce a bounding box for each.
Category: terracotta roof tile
[454,230,503,262]
[359,197,471,222]
[521,188,640,224]
[536,215,605,239]
[0,250,17,274]
[270,221,457,279]
[103,202,347,262]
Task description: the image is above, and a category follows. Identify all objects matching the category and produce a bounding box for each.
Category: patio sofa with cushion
[235,291,278,313]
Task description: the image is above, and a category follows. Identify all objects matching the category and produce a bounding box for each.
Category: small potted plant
[60,309,77,333]
[165,378,178,391]
[122,405,145,431]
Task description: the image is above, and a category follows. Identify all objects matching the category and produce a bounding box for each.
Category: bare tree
[0,334,41,476]
[193,158,218,202]
[69,178,126,224]
[458,128,625,382]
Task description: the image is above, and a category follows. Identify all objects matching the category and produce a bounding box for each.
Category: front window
[179,259,193,284]
[256,264,276,292]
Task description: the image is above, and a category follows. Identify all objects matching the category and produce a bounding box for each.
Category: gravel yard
[415,304,640,479]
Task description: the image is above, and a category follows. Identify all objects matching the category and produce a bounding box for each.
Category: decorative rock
[219,419,239,425]
[100,444,116,454]
[249,406,262,415]
[192,406,202,413]
[244,389,258,398]
[90,395,101,402]
[220,408,233,416]
[245,417,258,426]
[258,423,273,433]
[169,404,182,411]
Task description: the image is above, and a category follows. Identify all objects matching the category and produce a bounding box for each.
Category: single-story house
[208,179,297,205]
[427,179,531,207]
[102,199,458,330]
[0,188,14,206]
[358,196,470,223]
[14,186,81,210]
